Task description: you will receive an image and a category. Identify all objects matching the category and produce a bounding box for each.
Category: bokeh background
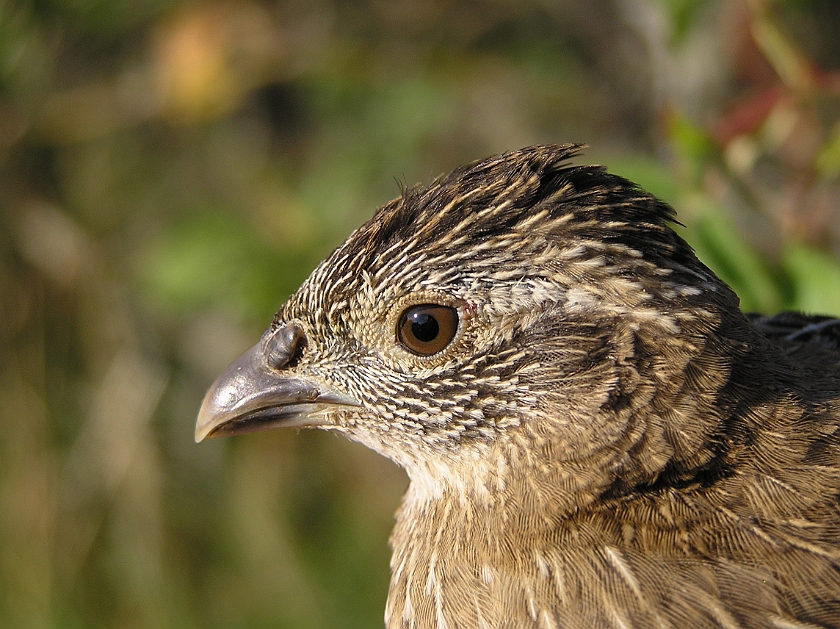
[2,0,840,627]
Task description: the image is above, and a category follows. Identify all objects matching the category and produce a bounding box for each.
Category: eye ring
[397,304,459,356]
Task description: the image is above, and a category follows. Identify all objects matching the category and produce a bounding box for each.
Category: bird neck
[385,465,618,629]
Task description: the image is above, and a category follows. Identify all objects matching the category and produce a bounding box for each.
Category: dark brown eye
[397,304,459,356]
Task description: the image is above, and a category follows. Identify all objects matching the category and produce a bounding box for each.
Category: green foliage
[659,0,709,42]
[1,2,839,629]
[136,211,294,322]
[783,244,840,315]
[816,121,840,178]
[684,203,786,314]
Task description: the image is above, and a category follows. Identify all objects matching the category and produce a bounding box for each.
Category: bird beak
[195,337,359,442]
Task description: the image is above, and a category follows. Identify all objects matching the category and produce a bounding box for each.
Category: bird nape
[196,145,840,629]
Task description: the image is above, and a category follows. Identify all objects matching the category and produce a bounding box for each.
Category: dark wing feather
[748,311,840,355]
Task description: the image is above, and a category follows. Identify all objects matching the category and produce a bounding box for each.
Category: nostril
[265,321,306,370]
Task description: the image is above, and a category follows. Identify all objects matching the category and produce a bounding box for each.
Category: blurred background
[2,0,840,627]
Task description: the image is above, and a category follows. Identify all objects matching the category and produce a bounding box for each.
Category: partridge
[197,145,840,628]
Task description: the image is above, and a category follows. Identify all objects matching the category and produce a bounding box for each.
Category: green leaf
[782,244,840,316]
[134,212,300,322]
[658,0,708,42]
[816,121,840,179]
[668,111,715,162]
[682,201,784,313]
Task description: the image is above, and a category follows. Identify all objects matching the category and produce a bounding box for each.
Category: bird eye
[397,304,459,356]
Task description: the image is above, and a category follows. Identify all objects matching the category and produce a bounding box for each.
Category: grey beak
[195,324,359,442]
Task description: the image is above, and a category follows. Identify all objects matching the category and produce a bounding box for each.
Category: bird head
[196,145,745,513]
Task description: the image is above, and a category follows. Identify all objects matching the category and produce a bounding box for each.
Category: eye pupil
[397,304,459,356]
[410,313,439,343]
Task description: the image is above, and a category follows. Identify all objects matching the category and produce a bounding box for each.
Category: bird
[196,145,840,628]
